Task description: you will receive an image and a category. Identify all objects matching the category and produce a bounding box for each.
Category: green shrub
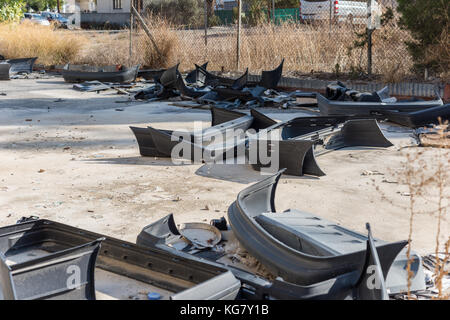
[397,0,449,77]
[0,0,25,22]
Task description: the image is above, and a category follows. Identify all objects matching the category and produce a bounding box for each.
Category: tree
[0,0,25,22]
[145,0,204,27]
[396,0,449,75]
[26,0,58,12]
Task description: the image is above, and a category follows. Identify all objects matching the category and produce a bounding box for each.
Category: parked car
[41,11,69,28]
[299,0,381,24]
[22,13,51,26]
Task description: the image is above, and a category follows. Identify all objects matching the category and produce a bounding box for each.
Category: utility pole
[236,0,241,71]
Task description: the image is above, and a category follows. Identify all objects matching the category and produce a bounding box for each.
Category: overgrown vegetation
[25,0,58,12]
[0,21,85,65]
[0,0,25,22]
[0,16,415,80]
[374,122,449,299]
[143,0,205,27]
[397,0,449,79]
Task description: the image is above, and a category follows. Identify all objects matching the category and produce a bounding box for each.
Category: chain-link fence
[128,0,413,80]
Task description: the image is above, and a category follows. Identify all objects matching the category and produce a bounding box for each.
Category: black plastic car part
[227,170,408,290]
[185,62,208,84]
[136,193,410,299]
[130,107,274,162]
[317,92,444,116]
[138,68,166,81]
[258,59,284,89]
[159,63,180,89]
[381,104,450,128]
[175,71,211,98]
[5,57,37,74]
[0,219,240,300]
[195,65,249,89]
[247,110,393,176]
[0,238,103,300]
[62,65,140,83]
[0,63,10,80]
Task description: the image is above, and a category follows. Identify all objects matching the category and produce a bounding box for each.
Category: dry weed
[0,21,86,66]
[375,122,449,299]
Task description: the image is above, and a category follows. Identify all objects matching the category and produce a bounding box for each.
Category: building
[62,0,133,27]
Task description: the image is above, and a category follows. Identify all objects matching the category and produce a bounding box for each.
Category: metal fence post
[236,0,241,71]
[367,0,373,76]
[129,1,133,66]
[329,0,332,36]
[204,0,208,47]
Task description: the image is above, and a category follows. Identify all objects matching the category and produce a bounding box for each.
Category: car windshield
[31,14,44,20]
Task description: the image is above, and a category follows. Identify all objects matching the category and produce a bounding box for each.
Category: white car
[299,0,381,24]
[22,13,51,26]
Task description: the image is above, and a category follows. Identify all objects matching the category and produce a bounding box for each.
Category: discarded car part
[416,125,450,148]
[130,107,256,160]
[227,170,408,287]
[317,93,444,116]
[0,219,240,300]
[259,59,284,89]
[175,71,210,98]
[72,81,112,92]
[249,108,277,130]
[62,65,139,83]
[254,209,424,294]
[130,126,177,157]
[15,216,40,224]
[325,81,347,100]
[211,107,249,126]
[210,217,228,231]
[138,68,166,81]
[0,236,103,300]
[196,65,248,89]
[356,224,389,300]
[0,63,10,80]
[133,82,175,101]
[5,57,37,74]
[214,87,256,102]
[179,223,222,249]
[185,62,208,84]
[381,104,450,128]
[136,186,408,299]
[159,63,179,89]
[230,69,249,90]
[325,82,389,102]
[137,214,184,247]
[247,110,392,176]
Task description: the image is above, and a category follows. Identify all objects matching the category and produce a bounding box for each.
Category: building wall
[223,0,238,10]
[97,0,131,13]
[63,0,96,13]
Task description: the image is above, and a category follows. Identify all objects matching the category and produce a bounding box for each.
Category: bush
[144,0,204,27]
[0,21,86,65]
[0,0,25,22]
[208,14,221,27]
[397,0,450,77]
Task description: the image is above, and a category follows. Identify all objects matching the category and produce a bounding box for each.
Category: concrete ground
[0,76,448,258]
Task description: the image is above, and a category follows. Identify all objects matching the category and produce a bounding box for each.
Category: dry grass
[128,20,414,79]
[0,17,423,82]
[0,21,86,66]
[376,124,449,299]
[71,31,130,67]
